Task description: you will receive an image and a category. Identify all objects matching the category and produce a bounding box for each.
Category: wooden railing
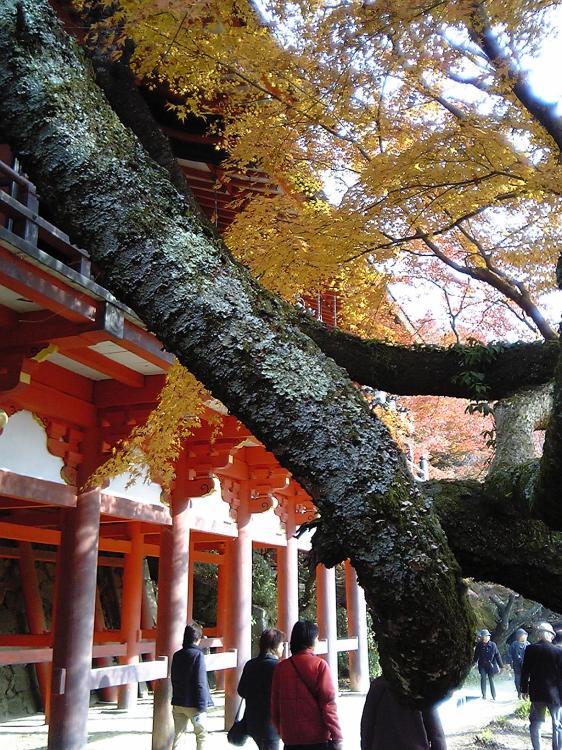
[0,158,91,277]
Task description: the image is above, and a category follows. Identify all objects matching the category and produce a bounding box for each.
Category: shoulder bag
[227,699,249,746]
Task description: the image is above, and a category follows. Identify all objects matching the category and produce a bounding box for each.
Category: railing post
[23,185,39,246]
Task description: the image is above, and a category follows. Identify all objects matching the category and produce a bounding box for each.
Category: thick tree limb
[0,0,474,703]
[297,314,557,399]
[427,476,562,613]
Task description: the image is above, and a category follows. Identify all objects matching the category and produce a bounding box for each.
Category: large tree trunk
[0,0,475,703]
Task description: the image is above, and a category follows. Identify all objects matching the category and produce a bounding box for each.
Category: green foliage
[474,728,498,746]
[298,551,317,620]
[252,549,277,621]
[514,698,531,719]
[193,562,218,627]
[366,612,381,679]
[490,715,508,729]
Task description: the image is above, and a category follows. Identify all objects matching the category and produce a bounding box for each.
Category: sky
[391,8,562,339]
[525,5,562,113]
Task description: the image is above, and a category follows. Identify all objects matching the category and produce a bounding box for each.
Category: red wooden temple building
[0,112,370,749]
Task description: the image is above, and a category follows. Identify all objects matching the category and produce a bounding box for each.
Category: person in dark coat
[520,622,562,750]
[507,628,529,698]
[238,628,284,750]
[473,629,503,700]
[171,622,214,750]
[360,677,447,750]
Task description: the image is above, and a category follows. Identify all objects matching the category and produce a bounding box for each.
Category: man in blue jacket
[171,623,213,750]
[507,628,529,699]
[473,629,503,700]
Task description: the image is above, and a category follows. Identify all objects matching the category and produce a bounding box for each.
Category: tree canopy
[108,0,561,339]
[0,0,560,705]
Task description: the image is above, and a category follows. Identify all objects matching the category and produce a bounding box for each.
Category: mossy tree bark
[426,476,562,613]
[0,0,560,706]
[0,0,475,704]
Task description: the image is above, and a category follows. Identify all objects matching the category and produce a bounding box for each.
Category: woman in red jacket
[271,620,343,750]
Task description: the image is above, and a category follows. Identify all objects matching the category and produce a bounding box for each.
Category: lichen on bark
[0,0,476,704]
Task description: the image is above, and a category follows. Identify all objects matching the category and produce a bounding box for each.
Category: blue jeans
[529,702,562,750]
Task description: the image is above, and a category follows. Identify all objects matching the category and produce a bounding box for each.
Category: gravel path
[0,676,535,750]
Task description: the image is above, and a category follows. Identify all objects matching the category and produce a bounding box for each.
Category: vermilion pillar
[18,542,49,713]
[344,560,370,692]
[47,490,101,750]
[151,496,190,750]
[223,501,252,728]
[118,522,144,709]
[316,564,338,688]
[94,587,118,703]
[277,510,298,639]
[214,560,227,691]
[187,550,194,623]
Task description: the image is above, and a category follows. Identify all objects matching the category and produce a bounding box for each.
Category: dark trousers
[252,738,279,750]
[479,667,496,699]
[514,669,522,696]
[284,744,331,750]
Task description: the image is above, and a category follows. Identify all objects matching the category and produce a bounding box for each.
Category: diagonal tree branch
[0,0,475,704]
[471,14,562,153]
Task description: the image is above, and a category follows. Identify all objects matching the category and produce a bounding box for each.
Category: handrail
[0,159,35,191]
[0,157,91,276]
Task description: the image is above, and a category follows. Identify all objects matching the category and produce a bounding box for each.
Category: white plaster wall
[190,478,232,522]
[105,473,163,504]
[0,410,65,483]
[247,503,286,544]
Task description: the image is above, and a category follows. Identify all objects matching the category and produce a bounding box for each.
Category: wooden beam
[0,518,133,553]
[0,245,97,322]
[0,303,17,328]
[60,346,144,388]
[121,320,172,371]
[336,637,359,653]
[0,634,50,647]
[94,374,165,407]
[204,649,237,672]
[8,376,97,427]
[192,550,225,566]
[0,521,60,545]
[88,656,168,690]
[98,537,131,554]
[0,315,101,349]
[0,647,52,666]
[100,493,171,525]
[32,359,93,403]
[163,127,221,145]
[0,470,76,507]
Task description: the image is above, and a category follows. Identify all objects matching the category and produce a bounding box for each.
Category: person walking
[473,629,503,700]
[271,620,343,750]
[360,676,447,750]
[507,628,529,698]
[170,622,214,750]
[237,628,285,750]
[521,622,562,750]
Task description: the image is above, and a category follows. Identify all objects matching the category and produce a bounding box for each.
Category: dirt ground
[448,713,532,749]
[0,677,539,750]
